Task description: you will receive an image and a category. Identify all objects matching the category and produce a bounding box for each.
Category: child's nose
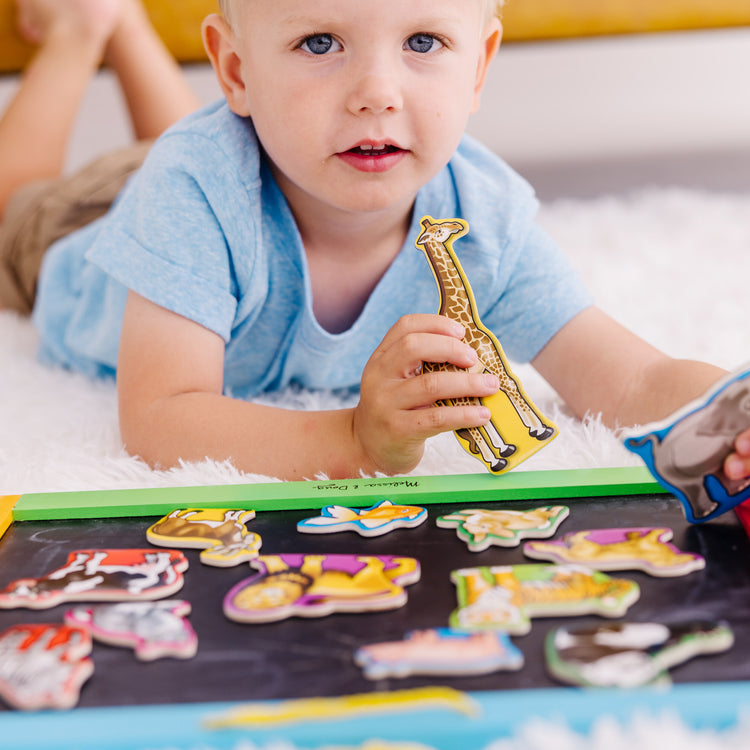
[346,68,404,116]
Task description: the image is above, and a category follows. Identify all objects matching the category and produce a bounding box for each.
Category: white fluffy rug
[0,187,747,495]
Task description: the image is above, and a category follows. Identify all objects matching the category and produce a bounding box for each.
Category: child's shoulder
[146,100,261,174]
[444,134,540,247]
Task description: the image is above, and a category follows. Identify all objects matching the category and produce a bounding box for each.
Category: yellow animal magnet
[297,500,428,537]
[451,564,640,635]
[147,509,261,567]
[416,216,557,474]
[223,554,420,623]
[524,527,706,577]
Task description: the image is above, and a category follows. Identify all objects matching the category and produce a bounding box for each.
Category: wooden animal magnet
[0,549,188,609]
[65,600,198,661]
[524,527,705,577]
[415,216,557,474]
[436,505,569,551]
[624,364,750,522]
[545,620,734,688]
[297,500,427,537]
[223,553,420,623]
[354,627,523,680]
[0,623,93,710]
[147,508,261,567]
[450,563,640,635]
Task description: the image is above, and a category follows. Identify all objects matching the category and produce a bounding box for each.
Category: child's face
[206,0,500,221]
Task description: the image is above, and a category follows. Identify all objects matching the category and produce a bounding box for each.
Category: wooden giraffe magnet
[416,216,557,474]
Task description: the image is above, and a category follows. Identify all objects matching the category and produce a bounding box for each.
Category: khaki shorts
[0,140,152,314]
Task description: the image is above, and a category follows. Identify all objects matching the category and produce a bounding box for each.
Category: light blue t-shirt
[33,100,592,398]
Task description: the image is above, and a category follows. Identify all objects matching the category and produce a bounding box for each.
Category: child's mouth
[338,144,406,173]
[347,144,401,156]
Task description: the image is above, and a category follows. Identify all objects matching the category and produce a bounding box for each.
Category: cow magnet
[0,549,188,609]
[546,620,734,688]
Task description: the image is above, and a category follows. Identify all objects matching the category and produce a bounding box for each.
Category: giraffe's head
[416,217,468,247]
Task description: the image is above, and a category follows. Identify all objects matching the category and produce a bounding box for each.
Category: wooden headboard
[1,0,749,74]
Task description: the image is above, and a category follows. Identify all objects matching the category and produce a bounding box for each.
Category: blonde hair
[219,1,504,27]
[482,0,506,23]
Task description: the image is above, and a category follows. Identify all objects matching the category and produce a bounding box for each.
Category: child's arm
[117,293,499,480]
[531,306,727,425]
[532,305,750,478]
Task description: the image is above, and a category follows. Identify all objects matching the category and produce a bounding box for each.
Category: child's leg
[104,0,202,141]
[0,0,122,219]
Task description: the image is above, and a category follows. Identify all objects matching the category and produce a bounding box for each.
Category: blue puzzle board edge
[2,680,749,750]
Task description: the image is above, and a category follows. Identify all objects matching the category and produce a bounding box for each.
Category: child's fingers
[400,400,493,441]
[724,428,750,480]
[380,313,466,346]
[389,369,499,412]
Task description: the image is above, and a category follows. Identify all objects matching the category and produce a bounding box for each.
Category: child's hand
[353,314,499,475]
[724,427,750,481]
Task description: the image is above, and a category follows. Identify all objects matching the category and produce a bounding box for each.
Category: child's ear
[202,14,251,117]
[471,18,502,113]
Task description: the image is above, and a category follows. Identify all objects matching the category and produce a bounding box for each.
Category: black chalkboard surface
[0,493,748,710]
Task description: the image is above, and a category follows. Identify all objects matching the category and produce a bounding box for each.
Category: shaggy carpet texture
[0,187,747,494]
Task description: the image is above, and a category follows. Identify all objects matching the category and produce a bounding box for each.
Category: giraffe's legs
[484,366,554,440]
[451,396,516,472]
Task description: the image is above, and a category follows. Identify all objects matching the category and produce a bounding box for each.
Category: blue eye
[406,34,442,53]
[301,34,337,55]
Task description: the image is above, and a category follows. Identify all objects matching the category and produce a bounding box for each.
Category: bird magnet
[416,216,557,475]
[297,500,427,537]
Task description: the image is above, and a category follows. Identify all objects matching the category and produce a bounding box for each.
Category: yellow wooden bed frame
[1,0,749,75]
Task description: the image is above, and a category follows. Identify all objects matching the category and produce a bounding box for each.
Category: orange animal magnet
[0,623,94,710]
[0,549,188,609]
[354,627,523,680]
[64,600,198,661]
[297,500,428,537]
[147,508,261,567]
[524,527,705,577]
[450,563,640,635]
[416,216,557,474]
[436,505,569,551]
[223,553,421,624]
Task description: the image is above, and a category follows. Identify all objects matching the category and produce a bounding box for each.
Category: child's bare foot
[15,0,123,48]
